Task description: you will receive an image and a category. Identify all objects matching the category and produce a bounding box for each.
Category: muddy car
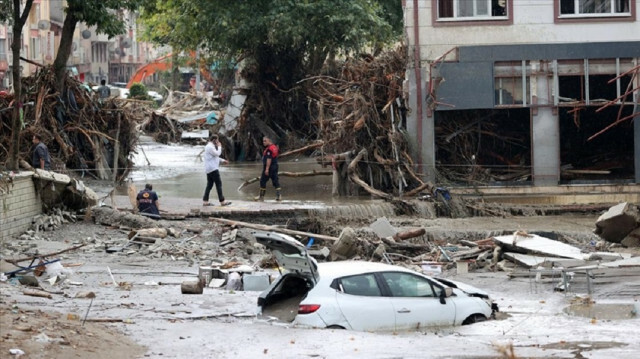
[253,231,498,332]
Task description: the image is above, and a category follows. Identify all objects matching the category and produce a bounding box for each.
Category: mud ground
[1,211,639,359]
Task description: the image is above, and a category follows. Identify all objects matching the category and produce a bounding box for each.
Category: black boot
[254,188,266,202]
[275,188,282,201]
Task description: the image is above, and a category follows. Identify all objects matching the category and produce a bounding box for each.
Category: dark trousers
[203,170,225,202]
[259,164,280,188]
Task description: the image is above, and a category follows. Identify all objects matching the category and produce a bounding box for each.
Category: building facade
[1,0,158,87]
[404,0,640,186]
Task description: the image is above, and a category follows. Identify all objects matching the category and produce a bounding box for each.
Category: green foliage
[128,82,151,100]
[139,0,404,148]
[140,0,403,70]
[65,0,145,37]
[0,1,13,23]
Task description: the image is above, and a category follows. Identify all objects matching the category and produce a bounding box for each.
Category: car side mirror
[439,287,453,304]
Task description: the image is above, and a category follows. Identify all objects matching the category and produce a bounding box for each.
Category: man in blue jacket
[137,184,160,219]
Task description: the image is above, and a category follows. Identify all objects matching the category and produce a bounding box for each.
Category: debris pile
[141,91,223,144]
[0,66,142,181]
[434,110,532,185]
[302,46,432,198]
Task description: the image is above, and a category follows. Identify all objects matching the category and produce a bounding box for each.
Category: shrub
[129,82,151,101]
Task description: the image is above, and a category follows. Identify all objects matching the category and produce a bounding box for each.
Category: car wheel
[462,314,487,325]
[326,325,345,330]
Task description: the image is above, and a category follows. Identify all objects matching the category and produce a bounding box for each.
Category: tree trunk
[171,52,179,91]
[8,0,34,171]
[53,12,78,94]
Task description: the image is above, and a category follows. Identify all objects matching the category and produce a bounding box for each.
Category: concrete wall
[0,173,42,240]
[406,0,640,61]
[403,0,640,185]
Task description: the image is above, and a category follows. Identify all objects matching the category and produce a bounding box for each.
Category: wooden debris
[209,217,337,242]
[23,289,52,299]
[5,243,87,265]
[393,228,426,241]
[0,66,142,180]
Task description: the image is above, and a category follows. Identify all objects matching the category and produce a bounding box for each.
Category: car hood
[252,231,318,283]
[432,277,490,298]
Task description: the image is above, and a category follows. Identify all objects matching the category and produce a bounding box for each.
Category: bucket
[198,266,213,286]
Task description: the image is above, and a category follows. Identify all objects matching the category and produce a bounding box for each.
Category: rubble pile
[0,66,143,181]
[327,211,639,282]
[141,91,224,144]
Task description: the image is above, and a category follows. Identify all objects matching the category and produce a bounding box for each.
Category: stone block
[594,202,639,243]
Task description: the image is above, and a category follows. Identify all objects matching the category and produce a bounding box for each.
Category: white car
[253,231,498,332]
[147,90,163,103]
[91,85,128,99]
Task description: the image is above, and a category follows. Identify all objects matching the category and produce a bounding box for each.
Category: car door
[380,272,456,330]
[334,274,396,331]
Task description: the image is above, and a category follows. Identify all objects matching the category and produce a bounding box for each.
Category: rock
[370,217,397,239]
[594,202,639,243]
[19,276,40,287]
[330,227,359,261]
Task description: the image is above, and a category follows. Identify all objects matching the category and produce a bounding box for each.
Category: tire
[462,314,487,325]
[326,325,346,330]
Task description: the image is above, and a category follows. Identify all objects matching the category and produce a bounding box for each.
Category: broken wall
[0,173,42,240]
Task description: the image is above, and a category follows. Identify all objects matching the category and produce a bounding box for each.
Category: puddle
[564,303,639,320]
[541,340,627,351]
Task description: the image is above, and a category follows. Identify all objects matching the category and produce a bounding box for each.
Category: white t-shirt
[204,141,223,173]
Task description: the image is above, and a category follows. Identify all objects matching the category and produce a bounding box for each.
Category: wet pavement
[117,137,338,203]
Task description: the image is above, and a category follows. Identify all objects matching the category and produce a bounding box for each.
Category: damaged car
[253,231,498,332]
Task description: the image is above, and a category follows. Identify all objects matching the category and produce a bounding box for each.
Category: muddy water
[115,139,345,203]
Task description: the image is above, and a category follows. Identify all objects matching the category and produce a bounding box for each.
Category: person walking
[136,183,161,219]
[256,136,281,201]
[203,134,232,206]
[96,80,110,99]
[31,134,51,170]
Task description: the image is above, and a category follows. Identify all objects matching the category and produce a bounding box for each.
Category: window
[494,61,530,106]
[559,0,630,16]
[0,39,6,61]
[380,272,442,298]
[340,274,381,297]
[556,58,635,106]
[437,0,508,20]
[30,38,40,59]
